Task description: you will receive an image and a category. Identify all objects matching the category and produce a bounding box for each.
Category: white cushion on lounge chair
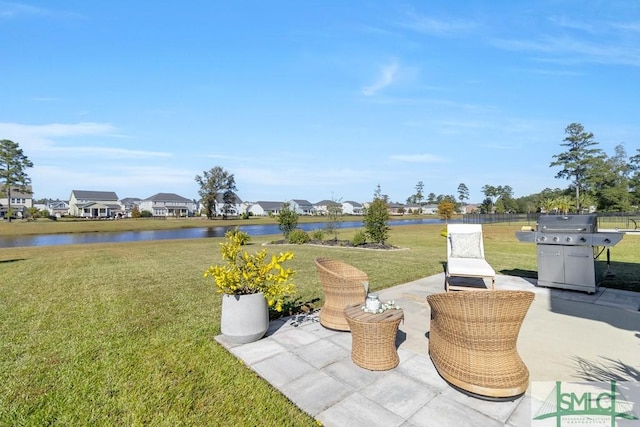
[447,257,495,278]
[445,224,496,291]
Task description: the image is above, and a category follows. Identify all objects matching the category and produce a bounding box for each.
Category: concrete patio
[215,274,640,426]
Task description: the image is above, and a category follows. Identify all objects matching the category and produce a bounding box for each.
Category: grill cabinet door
[563,246,595,288]
[537,245,563,285]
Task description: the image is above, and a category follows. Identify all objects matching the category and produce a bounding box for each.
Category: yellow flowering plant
[204,232,296,312]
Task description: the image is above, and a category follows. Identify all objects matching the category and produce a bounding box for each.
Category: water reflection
[0,218,447,248]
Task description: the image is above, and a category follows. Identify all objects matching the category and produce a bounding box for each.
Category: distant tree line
[404,123,640,214]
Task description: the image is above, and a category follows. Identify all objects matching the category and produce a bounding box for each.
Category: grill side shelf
[515,231,537,243]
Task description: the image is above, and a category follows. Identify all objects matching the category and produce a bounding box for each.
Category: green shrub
[140,210,153,218]
[225,226,250,245]
[352,230,367,246]
[311,229,325,240]
[287,229,310,244]
[364,198,390,244]
[277,202,299,238]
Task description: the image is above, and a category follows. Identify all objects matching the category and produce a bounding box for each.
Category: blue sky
[1,1,639,204]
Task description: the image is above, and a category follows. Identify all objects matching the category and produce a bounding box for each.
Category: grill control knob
[579,237,587,243]
[604,238,611,244]
[539,236,546,242]
[565,236,572,243]
[553,236,559,242]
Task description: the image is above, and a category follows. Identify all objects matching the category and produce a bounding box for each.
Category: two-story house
[138,193,196,217]
[289,199,315,215]
[341,200,363,215]
[68,190,122,218]
[0,185,33,219]
[214,193,243,216]
[120,197,142,217]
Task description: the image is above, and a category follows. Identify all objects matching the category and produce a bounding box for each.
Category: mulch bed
[267,239,399,250]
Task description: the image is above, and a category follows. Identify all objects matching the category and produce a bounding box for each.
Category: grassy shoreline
[1,223,638,425]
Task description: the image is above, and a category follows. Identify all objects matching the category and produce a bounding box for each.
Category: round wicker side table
[344,303,404,371]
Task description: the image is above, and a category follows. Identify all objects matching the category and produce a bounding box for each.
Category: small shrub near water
[311,229,325,240]
[288,229,310,244]
[352,230,367,246]
[226,226,250,245]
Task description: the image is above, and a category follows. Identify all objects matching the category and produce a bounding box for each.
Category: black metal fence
[462,213,537,225]
[462,212,640,230]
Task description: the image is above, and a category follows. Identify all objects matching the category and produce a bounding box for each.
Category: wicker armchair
[315,257,368,331]
[426,290,535,400]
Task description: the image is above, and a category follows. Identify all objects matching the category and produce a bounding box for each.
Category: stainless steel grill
[515,214,624,293]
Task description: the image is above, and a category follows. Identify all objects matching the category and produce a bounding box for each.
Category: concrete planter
[220,292,269,344]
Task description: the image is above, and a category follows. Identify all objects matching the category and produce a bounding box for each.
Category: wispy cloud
[491,35,640,67]
[399,11,478,36]
[0,121,169,160]
[480,142,521,150]
[547,16,596,33]
[610,21,640,32]
[0,1,47,19]
[362,60,399,96]
[50,146,171,159]
[205,153,255,162]
[390,154,447,163]
[31,165,194,198]
[0,121,119,138]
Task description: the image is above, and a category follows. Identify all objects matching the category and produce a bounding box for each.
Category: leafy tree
[26,206,39,220]
[415,181,425,205]
[629,149,640,207]
[540,198,557,214]
[590,144,632,212]
[500,185,513,198]
[324,195,342,241]
[221,189,237,219]
[457,183,469,205]
[437,200,455,222]
[195,166,237,219]
[277,202,298,239]
[554,195,575,214]
[426,192,436,204]
[479,197,493,214]
[364,187,390,244]
[0,139,33,222]
[481,185,498,213]
[364,198,389,244]
[407,181,425,205]
[373,184,382,200]
[131,206,141,218]
[550,123,603,213]
[481,185,514,213]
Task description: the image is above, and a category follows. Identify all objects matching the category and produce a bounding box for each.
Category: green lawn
[1,223,638,425]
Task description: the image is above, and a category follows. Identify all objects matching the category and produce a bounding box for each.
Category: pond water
[0,218,449,248]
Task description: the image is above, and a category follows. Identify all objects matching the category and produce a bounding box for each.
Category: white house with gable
[68,190,122,218]
[138,193,196,217]
[247,201,284,216]
[289,199,314,215]
[341,201,363,215]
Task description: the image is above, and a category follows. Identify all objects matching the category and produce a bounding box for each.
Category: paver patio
[216,273,640,427]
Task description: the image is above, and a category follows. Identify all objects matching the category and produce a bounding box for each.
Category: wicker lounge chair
[445,223,495,291]
[426,290,535,400]
[315,257,368,331]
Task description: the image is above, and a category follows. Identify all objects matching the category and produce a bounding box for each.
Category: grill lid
[536,214,597,233]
